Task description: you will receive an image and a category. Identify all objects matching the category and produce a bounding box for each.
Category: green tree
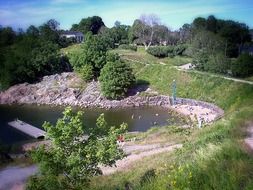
[29,107,127,189]
[69,33,107,77]
[0,36,62,87]
[231,53,253,77]
[72,16,105,35]
[99,61,136,99]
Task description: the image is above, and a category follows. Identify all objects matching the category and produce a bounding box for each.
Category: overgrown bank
[81,48,253,190]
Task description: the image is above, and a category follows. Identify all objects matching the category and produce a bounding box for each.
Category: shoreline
[0,72,224,123]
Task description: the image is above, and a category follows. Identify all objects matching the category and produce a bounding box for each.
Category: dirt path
[245,125,253,150]
[0,165,37,190]
[177,64,253,85]
[101,143,182,175]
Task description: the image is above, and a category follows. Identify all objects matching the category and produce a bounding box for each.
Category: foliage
[191,15,251,57]
[69,34,107,77]
[29,107,127,189]
[71,16,105,35]
[77,64,94,81]
[147,46,172,58]
[147,45,186,58]
[0,36,64,87]
[118,44,137,51]
[99,61,136,99]
[231,53,253,77]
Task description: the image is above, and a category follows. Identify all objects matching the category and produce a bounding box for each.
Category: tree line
[0,14,252,91]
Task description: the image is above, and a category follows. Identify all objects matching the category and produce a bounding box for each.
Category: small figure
[172,79,177,105]
[117,134,125,147]
[197,116,202,128]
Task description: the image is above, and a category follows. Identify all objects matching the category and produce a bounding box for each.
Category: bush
[69,34,107,77]
[118,44,137,51]
[147,46,173,58]
[192,51,209,70]
[231,53,253,77]
[173,44,187,56]
[205,53,231,74]
[99,61,136,99]
[147,45,187,58]
[78,64,94,81]
[106,52,121,62]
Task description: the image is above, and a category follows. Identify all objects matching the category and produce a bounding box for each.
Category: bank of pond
[0,104,185,145]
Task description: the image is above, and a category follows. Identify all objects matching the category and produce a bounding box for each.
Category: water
[0,104,182,145]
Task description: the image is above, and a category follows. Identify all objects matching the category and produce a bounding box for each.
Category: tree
[99,61,136,99]
[26,25,40,37]
[0,36,63,87]
[72,16,105,35]
[69,33,107,77]
[206,15,217,33]
[179,24,192,43]
[47,19,60,31]
[29,107,127,189]
[131,14,160,50]
[231,53,253,77]
[39,21,60,44]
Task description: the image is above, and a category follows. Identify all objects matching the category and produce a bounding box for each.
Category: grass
[85,47,253,189]
[61,43,82,55]
[56,45,253,189]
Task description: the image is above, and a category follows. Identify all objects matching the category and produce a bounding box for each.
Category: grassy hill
[63,45,253,190]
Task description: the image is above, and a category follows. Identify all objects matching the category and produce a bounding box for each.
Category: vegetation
[231,53,253,77]
[1,13,253,190]
[69,33,107,79]
[146,45,186,58]
[80,48,253,190]
[71,16,105,35]
[118,44,137,51]
[28,107,127,189]
[99,61,136,99]
[0,19,71,88]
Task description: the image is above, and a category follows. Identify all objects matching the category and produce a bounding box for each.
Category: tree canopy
[71,16,105,35]
[28,107,127,189]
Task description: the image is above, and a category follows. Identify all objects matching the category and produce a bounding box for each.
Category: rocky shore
[0,72,224,123]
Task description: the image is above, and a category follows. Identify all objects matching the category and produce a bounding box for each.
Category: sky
[0,0,253,31]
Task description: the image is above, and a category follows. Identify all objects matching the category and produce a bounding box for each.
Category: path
[122,56,253,85]
[101,143,182,175]
[177,64,253,85]
[2,143,181,189]
[244,125,253,150]
[0,165,37,190]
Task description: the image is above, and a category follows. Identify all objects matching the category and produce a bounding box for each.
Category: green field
[63,45,253,190]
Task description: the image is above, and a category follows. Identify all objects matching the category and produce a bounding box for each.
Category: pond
[0,104,183,145]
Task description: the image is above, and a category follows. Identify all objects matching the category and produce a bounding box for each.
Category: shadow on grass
[127,79,150,96]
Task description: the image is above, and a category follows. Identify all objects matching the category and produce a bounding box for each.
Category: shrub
[99,61,136,99]
[205,53,231,74]
[173,44,187,56]
[192,51,209,70]
[147,45,186,58]
[68,34,108,78]
[231,53,253,77]
[106,52,121,62]
[147,46,173,58]
[118,44,137,51]
[78,64,94,81]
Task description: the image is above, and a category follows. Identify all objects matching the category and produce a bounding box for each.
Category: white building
[60,31,84,43]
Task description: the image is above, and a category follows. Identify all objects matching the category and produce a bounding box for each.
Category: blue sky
[0,0,253,30]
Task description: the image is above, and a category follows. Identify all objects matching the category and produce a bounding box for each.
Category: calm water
[0,104,182,145]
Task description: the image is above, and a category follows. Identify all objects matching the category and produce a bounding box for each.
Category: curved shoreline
[0,72,224,123]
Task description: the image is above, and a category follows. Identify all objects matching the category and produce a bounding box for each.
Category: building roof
[61,31,84,36]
